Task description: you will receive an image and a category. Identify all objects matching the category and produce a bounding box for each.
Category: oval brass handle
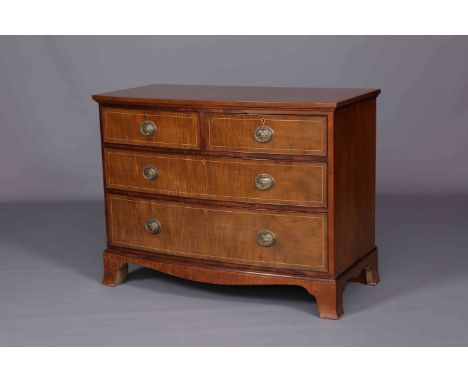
[256,230,276,247]
[144,218,161,234]
[140,120,157,136]
[143,165,159,181]
[255,174,275,190]
[254,125,274,143]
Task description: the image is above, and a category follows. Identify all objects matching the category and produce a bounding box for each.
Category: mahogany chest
[92,84,381,319]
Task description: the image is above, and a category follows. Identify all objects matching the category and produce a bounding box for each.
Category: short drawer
[102,107,200,149]
[107,195,327,271]
[206,113,327,156]
[105,148,327,207]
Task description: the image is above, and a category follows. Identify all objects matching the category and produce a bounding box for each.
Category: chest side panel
[332,98,377,276]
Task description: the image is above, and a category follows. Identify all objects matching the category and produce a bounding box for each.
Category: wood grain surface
[332,98,377,276]
[102,107,200,149]
[206,113,327,155]
[107,194,328,271]
[93,84,381,110]
[104,148,327,207]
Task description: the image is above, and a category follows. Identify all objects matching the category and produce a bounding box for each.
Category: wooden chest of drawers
[93,84,381,319]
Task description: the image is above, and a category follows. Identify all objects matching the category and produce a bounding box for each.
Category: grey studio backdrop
[0,36,468,346]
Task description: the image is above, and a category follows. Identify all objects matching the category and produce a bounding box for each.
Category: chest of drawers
[92,84,380,319]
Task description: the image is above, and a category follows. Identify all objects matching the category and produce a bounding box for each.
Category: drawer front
[108,195,327,271]
[105,149,327,207]
[206,113,327,156]
[102,107,200,149]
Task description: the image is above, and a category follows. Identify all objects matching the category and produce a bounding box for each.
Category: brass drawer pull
[256,230,276,247]
[144,218,161,234]
[255,174,275,190]
[254,125,274,143]
[143,165,159,181]
[140,120,157,136]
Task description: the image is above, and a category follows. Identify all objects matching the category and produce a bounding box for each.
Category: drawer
[107,195,327,271]
[206,113,327,156]
[102,107,200,149]
[105,148,327,207]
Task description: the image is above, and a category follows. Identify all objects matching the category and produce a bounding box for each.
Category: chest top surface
[93,84,380,110]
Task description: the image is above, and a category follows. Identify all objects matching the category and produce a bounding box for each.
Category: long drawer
[104,148,327,207]
[102,107,200,149]
[206,113,327,156]
[107,195,327,271]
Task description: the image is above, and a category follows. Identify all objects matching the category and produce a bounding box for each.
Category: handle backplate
[256,230,276,247]
[254,125,274,143]
[144,218,161,234]
[143,165,159,181]
[255,174,275,190]
[140,120,157,136]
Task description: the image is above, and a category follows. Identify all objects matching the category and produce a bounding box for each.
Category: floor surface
[0,194,467,346]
